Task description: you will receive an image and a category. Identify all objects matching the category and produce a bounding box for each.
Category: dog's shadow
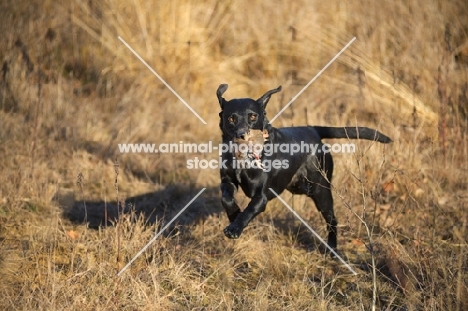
[61,184,223,230]
[62,185,341,256]
[269,215,330,253]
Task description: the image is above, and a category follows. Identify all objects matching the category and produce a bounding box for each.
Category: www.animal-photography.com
[1,1,467,310]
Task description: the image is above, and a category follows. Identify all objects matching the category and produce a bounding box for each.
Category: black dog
[217,84,391,250]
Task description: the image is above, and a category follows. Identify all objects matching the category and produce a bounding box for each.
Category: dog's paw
[223,223,243,239]
[324,246,338,258]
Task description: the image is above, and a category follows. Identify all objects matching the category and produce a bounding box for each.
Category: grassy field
[1,0,467,310]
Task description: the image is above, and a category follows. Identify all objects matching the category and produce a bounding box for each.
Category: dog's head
[217,84,282,139]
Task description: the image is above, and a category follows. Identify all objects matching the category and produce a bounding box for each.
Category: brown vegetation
[0,0,467,309]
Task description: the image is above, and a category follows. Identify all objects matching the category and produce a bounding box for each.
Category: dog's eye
[249,114,257,121]
[228,116,235,123]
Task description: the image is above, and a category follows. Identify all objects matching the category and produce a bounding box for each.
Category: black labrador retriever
[217,84,391,250]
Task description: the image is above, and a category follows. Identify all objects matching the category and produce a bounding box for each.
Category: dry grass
[1,0,468,309]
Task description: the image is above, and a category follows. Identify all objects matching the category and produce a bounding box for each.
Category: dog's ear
[217,84,228,108]
[257,85,282,108]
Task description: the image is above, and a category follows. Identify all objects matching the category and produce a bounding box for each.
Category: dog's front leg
[224,194,267,239]
[220,181,241,223]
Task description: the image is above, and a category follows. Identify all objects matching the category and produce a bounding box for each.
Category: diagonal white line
[269,37,356,124]
[268,188,357,275]
[117,188,206,276]
[118,36,207,125]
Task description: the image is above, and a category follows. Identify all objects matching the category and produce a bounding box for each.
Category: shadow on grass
[62,183,344,256]
[270,216,333,255]
[62,184,223,230]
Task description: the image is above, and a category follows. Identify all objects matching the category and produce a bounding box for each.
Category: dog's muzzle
[235,127,249,140]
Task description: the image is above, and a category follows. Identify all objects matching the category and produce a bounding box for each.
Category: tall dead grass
[0,0,467,309]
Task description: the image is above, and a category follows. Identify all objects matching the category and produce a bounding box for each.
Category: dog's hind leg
[306,155,338,250]
[308,181,338,251]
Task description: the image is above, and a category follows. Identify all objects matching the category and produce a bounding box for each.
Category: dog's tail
[313,126,392,143]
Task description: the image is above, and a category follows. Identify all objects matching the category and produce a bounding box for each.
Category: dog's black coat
[217,84,391,250]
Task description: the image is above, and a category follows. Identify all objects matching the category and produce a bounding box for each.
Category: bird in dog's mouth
[232,129,269,165]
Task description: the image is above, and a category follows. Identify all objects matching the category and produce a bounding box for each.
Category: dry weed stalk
[113,159,122,270]
[76,172,87,223]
